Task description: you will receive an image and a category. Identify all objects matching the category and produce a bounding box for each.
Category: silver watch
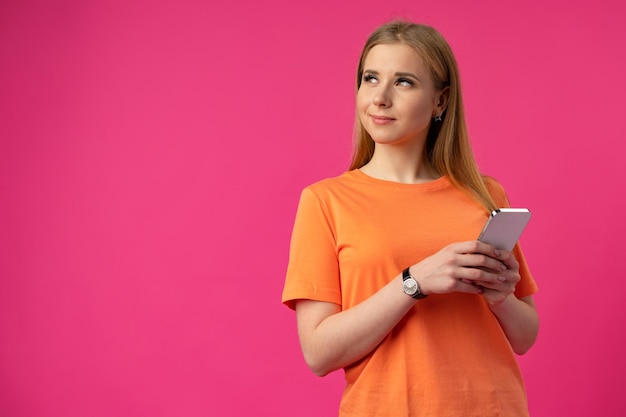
[402,267,427,299]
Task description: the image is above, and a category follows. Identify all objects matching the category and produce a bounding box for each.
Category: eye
[362,74,378,84]
[396,78,414,87]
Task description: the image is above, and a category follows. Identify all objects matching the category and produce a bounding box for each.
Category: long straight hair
[350,21,497,213]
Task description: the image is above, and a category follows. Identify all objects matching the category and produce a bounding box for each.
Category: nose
[372,85,391,108]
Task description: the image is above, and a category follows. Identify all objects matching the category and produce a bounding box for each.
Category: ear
[435,86,450,114]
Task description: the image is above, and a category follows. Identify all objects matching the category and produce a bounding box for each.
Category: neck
[360,142,439,184]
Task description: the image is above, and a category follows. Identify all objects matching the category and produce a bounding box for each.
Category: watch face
[403,278,418,295]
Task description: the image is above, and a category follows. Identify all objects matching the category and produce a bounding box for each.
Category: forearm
[296,241,515,375]
[489,295,538,354]
[297,274,416,376]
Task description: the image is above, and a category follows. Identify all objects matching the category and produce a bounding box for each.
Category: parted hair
[350,21,497,212]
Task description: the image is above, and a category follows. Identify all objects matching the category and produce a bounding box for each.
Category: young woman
[282,21,538,417]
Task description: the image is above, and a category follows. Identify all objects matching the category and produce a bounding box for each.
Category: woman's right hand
[410,240,507,296]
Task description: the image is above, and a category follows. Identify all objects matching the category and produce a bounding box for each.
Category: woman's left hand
[470,249,520,306]
[465,247,538,355]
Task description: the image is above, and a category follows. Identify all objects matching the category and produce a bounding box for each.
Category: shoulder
[482,175,510,208]
[295,171,368,220]
[302,171,360,198]
[291,172,360,233]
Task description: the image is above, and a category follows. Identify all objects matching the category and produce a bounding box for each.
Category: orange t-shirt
[282,170,538,417]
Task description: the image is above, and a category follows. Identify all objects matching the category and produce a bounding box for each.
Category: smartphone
[477,208,531,251]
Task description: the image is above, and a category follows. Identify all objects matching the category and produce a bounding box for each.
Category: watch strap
[402,267,427,299]
[402,267,411,281]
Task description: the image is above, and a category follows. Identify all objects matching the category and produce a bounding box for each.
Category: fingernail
[494,249,501,257]
[500,263,507,271]
[498,276,506,282]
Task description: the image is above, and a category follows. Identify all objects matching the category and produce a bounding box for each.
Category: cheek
[357,85,373,106]
[410,100,435,120]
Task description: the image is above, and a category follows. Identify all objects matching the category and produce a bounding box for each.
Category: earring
[434,115,442,122]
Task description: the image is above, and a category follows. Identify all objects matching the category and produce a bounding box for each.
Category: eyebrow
[363,69,422,82]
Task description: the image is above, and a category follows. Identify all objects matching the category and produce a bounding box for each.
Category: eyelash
[363,74,377,83]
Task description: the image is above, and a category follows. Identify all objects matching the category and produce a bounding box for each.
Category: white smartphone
[477,208,532,251]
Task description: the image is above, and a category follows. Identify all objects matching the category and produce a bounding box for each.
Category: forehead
[363,43,427,73]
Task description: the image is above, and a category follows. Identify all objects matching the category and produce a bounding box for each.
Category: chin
[370,136,407,145]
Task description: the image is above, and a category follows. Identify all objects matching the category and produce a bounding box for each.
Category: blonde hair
[350,21,496,212]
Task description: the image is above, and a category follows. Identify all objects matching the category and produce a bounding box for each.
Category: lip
[370,114,396,125]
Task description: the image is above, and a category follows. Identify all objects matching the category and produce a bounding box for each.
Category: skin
[357,43,447,183]
[295,43,539,377]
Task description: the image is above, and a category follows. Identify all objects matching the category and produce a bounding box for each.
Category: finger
[476,280,512,291]
[459,253,506,273]
[503,254,519,270]
[492,250,519,269]
[477,272,518,291]
[451,240,501,258]
[457,265,505,284]
[455,280,484,294]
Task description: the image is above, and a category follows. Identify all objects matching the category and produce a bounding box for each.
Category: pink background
[1,0,625,416]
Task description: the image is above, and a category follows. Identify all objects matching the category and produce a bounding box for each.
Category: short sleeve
[483,177,538,298]
[282,187,342,310]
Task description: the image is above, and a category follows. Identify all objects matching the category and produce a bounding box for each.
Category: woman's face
[357,43,444,148]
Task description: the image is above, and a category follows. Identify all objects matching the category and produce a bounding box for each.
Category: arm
[489,295,538,355]
[295,274,416,377]
[295,241,507,376]
[476,250,539,354]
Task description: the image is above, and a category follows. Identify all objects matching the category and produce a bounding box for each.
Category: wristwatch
[402,267,427,299]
